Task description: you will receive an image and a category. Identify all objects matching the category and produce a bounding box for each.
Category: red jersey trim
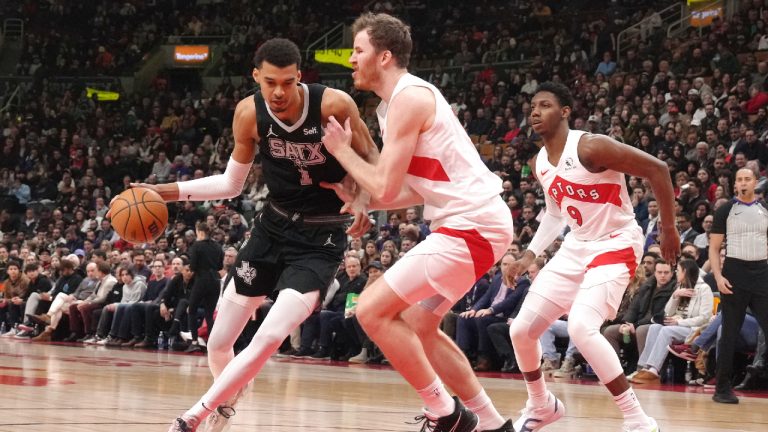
[585,247,637,278]
[407,156,450,182]
[434,227,494,280]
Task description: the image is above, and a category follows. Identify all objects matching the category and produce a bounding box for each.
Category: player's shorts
[528,224,644,320]
[384,197,514,316]
[231,202,348,299]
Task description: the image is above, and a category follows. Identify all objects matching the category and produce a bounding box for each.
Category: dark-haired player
[506,82,679,432]
[132,38,378,432]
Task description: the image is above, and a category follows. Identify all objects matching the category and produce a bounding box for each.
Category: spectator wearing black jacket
[602,260,676,367]
[294,256,367,359]
[135,258,194,349]
[121,258,174,348]
[22,258,82,327]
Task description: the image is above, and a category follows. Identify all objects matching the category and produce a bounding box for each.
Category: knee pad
[567,304,604,348]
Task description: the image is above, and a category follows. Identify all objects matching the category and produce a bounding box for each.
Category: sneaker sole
[515,398,565,431]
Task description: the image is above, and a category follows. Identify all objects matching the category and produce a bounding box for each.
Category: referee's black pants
[716,257,768,392]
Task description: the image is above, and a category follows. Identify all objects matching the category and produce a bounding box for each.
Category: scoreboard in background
[173,45,210,66]
[687,0,723,27]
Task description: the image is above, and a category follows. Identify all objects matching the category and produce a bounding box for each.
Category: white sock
[646,366,658,376]
[463,389,505,430]
[184,288,318,425]
[525,375,549,407]
[416,377,455,417]
[181,402,213,427]
[614,387,649,426]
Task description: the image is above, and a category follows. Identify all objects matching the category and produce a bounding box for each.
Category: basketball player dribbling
[128,38,377,432]
[506,82,680,432]
[321,13,514,432]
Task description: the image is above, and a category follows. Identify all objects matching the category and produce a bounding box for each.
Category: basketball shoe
[513,391,565,431]
[168,417,196,432]
[480,419,514,431]
[622,417,660,432]
[412,397,478,432]
[201,381,252,432]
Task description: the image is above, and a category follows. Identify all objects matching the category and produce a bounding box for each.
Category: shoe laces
[217,405,236,419]
[408,412,439,432]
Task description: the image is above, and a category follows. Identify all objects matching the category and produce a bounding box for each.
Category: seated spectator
[0,260,28,331]
[134,258,194,349]
[118,258,170,347]
[603,259,676,371]
[95,265,147,345]
[630,259,713,384]
[293,256,366,359]
[12,256,82,334]
[456,254,529,371]
[345,260,385,363]
[35,261,116,342]
[734,329,766,390]
[539,315,579,377]
[486,257,543,373]
[669,310,759,385]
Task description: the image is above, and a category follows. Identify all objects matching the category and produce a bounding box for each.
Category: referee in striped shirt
[709,167,768,404]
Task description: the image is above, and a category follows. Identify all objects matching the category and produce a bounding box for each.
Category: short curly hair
[535,81,573,109]
[254,38,301,69]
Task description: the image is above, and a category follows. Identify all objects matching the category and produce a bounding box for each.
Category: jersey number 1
[566,205,583,226]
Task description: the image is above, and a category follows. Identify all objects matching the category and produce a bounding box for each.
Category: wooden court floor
[1,339,767,432]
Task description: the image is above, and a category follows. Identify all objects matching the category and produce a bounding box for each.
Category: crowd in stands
[2,0,768,393]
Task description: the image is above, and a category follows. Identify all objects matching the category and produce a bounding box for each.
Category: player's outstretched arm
[578,133,680,262]
[322,86,429,207]
[130,98,257,203]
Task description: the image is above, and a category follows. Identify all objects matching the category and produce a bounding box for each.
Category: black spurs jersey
[255,83,346,214]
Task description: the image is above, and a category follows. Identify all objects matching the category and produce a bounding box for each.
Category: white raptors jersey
[376,74,502,228]
[536,130,638,241]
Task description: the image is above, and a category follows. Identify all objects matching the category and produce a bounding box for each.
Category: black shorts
[231,203,348,299]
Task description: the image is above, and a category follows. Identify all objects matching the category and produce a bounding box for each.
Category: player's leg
[207,280,266,378]
[402,303,510,432]
[170,288,319,431]
[357,279,458,416]
[508,291,569,431]
[568,269,657,431]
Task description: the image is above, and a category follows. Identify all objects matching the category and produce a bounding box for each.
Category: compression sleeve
[525,194,566,257]
[176,157,252,201]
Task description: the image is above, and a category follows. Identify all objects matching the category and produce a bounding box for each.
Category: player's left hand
[346,206,372,238]
[657,226,681,264]
[322,116,352,154]
[320,175,357,203]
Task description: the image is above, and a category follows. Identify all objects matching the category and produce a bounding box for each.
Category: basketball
[109,187,168,243]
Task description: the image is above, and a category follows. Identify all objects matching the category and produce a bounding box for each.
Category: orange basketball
[109,187,168,243]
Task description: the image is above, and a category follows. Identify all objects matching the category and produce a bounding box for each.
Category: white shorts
[529,225,644,320]
[383,197,514,316]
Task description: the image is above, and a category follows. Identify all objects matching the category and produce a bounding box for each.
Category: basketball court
[0,339,765,431]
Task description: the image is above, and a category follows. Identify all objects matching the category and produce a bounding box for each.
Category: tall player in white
[322,12,514,432]
[507,82,679,432]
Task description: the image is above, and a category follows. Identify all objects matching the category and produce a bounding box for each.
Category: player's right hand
[509,255,532,280]
[657,226,681,264]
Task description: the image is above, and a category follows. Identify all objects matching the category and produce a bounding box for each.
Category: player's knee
[356,302,382,335]
[509,318,531,347]
[403,309,439,339]
[567,313,599,347]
